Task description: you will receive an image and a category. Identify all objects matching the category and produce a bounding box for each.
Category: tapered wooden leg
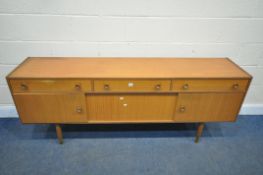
[55,124,63,144]
[195,123,205,143]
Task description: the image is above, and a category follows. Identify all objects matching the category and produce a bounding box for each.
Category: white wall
[0,0,263,116]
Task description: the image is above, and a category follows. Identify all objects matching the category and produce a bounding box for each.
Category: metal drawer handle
[179,106,186,112]
[76,106,82,113]
[232,84,239,90]
[20,83,28,90]
[104,84,110,90]
[155,84,161,90]
[75,84,81,90]
[182,84,189,90]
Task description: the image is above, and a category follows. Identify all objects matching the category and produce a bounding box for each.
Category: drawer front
[172,79,249,92]
[86,94,177,122]
[13,93,88,123]
[9,79,92,93]
[174,93,245,122]
[94,80,171,92]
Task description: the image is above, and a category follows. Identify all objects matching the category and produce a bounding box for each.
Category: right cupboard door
[175,93,245,122]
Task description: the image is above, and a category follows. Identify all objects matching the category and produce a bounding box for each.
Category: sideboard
[6,57,252,144]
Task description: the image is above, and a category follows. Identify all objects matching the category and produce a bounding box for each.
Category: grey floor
[0,115,263,175]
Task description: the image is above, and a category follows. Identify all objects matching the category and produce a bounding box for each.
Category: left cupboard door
[13,93,88,123]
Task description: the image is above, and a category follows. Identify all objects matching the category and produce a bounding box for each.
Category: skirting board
[0,104,262,118]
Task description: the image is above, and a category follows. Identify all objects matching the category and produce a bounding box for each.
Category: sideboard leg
[195,122,205,143]
[55,124,63,144]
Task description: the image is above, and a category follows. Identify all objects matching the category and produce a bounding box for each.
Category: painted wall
[0,0,263,116]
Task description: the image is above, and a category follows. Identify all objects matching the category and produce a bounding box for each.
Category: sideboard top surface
[7,57,251,79]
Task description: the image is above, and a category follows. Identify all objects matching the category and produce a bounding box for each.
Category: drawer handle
[179,106,186,112]
[232,84,239,90]
[182,84,189,90]
[75,84,81,91]
[20,83,28,91]
[155,84,161,90]
[104,84,110,90]
[76,106,82,113]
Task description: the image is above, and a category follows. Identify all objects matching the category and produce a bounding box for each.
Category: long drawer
[172,79,249,92]
[94,79,171,92]
[9,79,92,93]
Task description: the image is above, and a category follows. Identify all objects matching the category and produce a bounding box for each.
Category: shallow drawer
[9,79,92,93]
[94,80,171,92]
[172,79,249,92]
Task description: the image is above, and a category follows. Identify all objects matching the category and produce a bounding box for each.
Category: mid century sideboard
[6,57,252,144]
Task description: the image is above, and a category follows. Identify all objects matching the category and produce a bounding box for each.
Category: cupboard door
[175,93,245,122]
[86,94,177,122]
[13,93,87,123]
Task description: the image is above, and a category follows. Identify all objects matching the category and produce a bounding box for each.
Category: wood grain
[13,93,88,123]
[86,94,177,122]
[7,57,251,79]
[174,92,245,122]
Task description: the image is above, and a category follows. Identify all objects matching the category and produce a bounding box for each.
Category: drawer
[172,79,249,92]
[9,79,92,93]
[94,80,171,92]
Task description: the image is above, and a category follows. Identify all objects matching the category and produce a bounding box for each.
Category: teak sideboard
[6,57,252,144]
